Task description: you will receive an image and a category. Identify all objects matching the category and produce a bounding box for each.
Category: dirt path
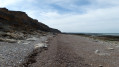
[30,34,119,67]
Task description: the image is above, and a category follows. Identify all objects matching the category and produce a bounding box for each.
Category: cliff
[0,8,61,33]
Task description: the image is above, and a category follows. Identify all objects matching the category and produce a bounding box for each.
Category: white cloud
[40,6,119,33]
[0,0,119,33]
[0,0,23,7]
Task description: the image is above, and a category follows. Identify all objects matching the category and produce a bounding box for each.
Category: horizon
[62,32,119,34]
[0,0,119,33]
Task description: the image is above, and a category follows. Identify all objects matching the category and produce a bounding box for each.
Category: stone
[98,53,110,56]
[43,34,47,36]
[99,65,103,67]
[26,37,38,41]
[34,43,44,48]
[115,45,119,48]
[44,41,48,43]
[95,50,100,54]
[34,43,48,48]
[17,40,21,44]
[23,42,30,44]
[0,38,17,43]
[5,39,17,43]
[107,47,114,50]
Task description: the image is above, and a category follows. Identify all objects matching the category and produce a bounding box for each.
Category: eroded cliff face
[0,8,61,33]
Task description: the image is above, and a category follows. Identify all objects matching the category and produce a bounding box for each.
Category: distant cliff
[0,8,61,33]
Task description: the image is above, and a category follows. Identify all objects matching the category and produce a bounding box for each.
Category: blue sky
[0,0,119,33]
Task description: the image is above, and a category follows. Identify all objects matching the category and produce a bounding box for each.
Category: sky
[0,0,119,33]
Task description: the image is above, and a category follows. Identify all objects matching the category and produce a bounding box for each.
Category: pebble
[17,40,21,44]
[107,47,114,50]
[26,37,38,41]
[115,46,119,48]
[98,53,110,56]
[95,50,100,54]
[23,42,30,44]
[99,65,103,67]
[45,41,48,43]
[34,43,48,48]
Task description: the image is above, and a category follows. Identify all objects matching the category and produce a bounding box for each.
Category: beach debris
[26,37,38,41]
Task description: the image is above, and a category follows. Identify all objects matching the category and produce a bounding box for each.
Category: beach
[0,34,119,67]
[27,34,119,67]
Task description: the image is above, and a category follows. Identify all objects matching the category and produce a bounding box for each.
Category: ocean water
[64,32,119,36]
[101,33,119,36]
[83,33,119,36]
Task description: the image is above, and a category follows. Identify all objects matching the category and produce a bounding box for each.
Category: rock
[94,40,98,42]
[5,39,17,43]
[6,32,24,39]
[0,38,17,43]
[43,34,47,36]
[34,43,48,48]
[23,42,30,44]
[44,41,48,43]
[98,53,110,56]
[115,45,119,48]
[43,44,48,48]
[17,40,21,44]
[107,47,114,50]
[34,43,44,48]
[99,65,103,67]
[26,37,38,41]
[94,50,110,56]
[95,50,100,54]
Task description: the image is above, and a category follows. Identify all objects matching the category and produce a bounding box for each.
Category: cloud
[0,0,119,33]
[41,6,119,33]
[0,0,23,7]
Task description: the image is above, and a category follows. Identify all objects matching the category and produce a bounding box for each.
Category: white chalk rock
[95,50,110,56]
[95,50,100,54]
[34,43,48,48]
[45,41,48,43]
[17,40,21,44]
[107,47,114,50]
[26,37,38,41]
[23,42,30,44]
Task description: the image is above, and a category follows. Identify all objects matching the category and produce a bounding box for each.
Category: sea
[63,32,119,36]
[85,33,119,36]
